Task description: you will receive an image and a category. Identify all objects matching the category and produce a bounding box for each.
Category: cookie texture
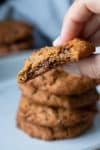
[18,96,96,128]
[19,68,96,95]
[20,86,99,108]
[17,112,93,140]
[17,38,95,83]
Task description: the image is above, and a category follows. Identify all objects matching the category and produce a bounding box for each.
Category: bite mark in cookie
[17,38,95,83]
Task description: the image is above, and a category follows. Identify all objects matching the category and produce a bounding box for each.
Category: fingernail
[53,36,62,46]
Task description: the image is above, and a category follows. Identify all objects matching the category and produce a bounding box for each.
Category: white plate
[0,52,100,150]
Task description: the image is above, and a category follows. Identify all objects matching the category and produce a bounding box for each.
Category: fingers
[78,54,100,79]
[85,0,100,14]
[53,0,100,46]
[53,0,92,45]
[89,30,100,46]
[59,0,92,43]
[63,54,100,80]
[60,18,83,42]
[83,14,100,39]
[53,20,83,46]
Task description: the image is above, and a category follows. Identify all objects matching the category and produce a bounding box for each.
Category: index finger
[60,0,93,42]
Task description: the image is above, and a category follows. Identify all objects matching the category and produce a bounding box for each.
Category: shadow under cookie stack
[17,68,99,140]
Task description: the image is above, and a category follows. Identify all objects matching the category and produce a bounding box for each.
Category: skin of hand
[63,54,100,79]
[53,0,100,80]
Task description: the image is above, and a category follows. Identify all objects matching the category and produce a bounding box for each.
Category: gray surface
[0,52,100,150]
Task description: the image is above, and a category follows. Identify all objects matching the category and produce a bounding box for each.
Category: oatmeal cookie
[20,86,99,109]
[17,112,93,140]
[18,96,96,128]
[17,38,95,83]
[19,68,96,95]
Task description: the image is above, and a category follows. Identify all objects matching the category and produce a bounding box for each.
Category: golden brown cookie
[18,96,96,128]
[19,68,96,95]
[0,20,32,44]
[17,38,95,83]
[17,112,93,140]
[20,85,99,109]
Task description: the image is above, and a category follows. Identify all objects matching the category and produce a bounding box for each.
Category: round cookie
[19,68,96,95]
[17,112,93,140]
[20,83,99,109]
[0,20,32,44]
[17,38,95,83]
[18,96,96,128]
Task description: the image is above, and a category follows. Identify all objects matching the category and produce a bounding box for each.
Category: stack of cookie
[17,68,99,140]
[0,20,34,56]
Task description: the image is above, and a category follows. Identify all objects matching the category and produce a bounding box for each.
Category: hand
[53,0,100,46]
[53,0,100,81]
[63,54,100,81]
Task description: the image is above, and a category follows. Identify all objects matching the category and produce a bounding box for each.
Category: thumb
[78,54,100,79]
[63,54,100,81]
